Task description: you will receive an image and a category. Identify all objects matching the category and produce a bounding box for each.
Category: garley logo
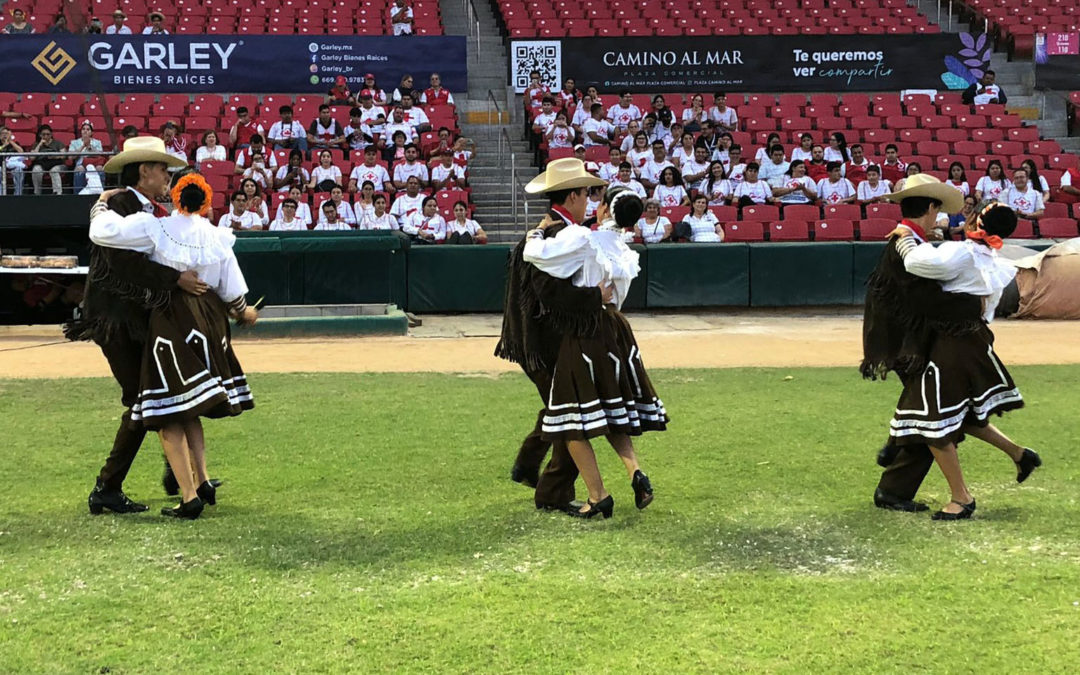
[32,41,77,85]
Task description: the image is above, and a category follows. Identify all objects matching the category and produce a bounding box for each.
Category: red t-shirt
[806,162,829,182]
[423,87,452,105]
[881,161,907,186]
[234,119,262,146]
[844,161,868,185]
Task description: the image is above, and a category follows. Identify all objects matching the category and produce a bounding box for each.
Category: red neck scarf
[550,204,577,226]
[900,219,927,241]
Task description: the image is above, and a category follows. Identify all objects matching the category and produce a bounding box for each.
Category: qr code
[511,41,561,94]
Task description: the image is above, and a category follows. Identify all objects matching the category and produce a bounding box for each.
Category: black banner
[512,34,970,93]
[1035,56,1080,90]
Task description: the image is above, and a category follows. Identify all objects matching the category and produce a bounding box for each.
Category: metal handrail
[463,0,482,58]
[1,149,119,196]
[500,126,530,232]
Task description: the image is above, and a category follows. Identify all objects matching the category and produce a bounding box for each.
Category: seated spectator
[879,144,907,185]
[315,199,353,231]
[392,74,417,104]
[754,133,782,165]
[3,8,34,33]
[383,130,408,164]
[308,149,343,191]
[1002,168,1045,221]
[1020,159,1051,203]
[194,130,226,170]
[640,141,674,192]
[230,106,264,149]
[824,132,850,164]
[625,132,651,174]
[599,147,623,182]
[571,94,594,134]
[0,126,27,196]
[389,176,425,220]
[696,121,722,156]
[642,114,665,144]
[773,160,817,205]
[451,136,473,170]
[161,122,188,168]
[268,105,308,153]
[390,0,414,36]
[359,193,399,231]
[654,167,689,207]
[680,145,711,193]
[317,185,357,227]
[675,195,723,242]
[557,78,581,109]
[708,92,738,133]
[947,195,979,239]
[343,107,375,152]
[962,70,1006,106]
[609,162,646,199]
[349,146,394,194]
[29,126,65,196]
[356,93,386,137]
[401,196,447,243]
[681,94,708,133]
[382,106,419,148]
[431,152,466,190]
[354,180,377,221]
[572,144,599,175]
[399,94,431,133]
[421,73,455,106]
[86,17,103,33]
[607,91,643,132]
[532,97,557,138]
[584,185,603,219]
[857,165,892,204]
[843,145,870,185]
[670,132,697,168]
[946,161,970,197]
[791,133,814,162]
[106,9,132,34]
[68,121,103,194]
[732,163,773,206]
[327,75,356,106]
[975,159,1010,203]
[725,145,747,186]
[218,190,262,230]
[275,185,313,226]
[805,145,828,182]
[545,111,575,152]
[815,162,856,205]
[392,143,429,189]
[583,103,614,147]
[666,123,686,157]
[431,126,455,157]
[121,125,139,142]
[307,105,346,151]
[635,199,672,243]
[273,149,309,193]
[759,145,791,187]
[48,13,69,33]
[240,178,269,227]
[235,134,278,175]
[702,161,730,205]
[526,70,550,111]
[269,198,308,232]
[447,201,487,244]
[360,73,389,106]
[893,162,922,192]
[142,11,168,34]
[1059,162,1080,204]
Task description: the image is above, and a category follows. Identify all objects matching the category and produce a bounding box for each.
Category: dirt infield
[2,310,1077,378]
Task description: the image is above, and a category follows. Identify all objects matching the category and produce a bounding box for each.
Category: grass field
[1,367,1078,673]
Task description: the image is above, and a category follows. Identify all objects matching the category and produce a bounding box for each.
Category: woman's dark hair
[948,161,967,182]
[360,180,375,191]
[1020,159,1044,192]
[422,196,439,209]
[453,200,469,212]
[289,149,303,163]
[985,159,1007,185]
[907,162,922,174]
[786,159,805,176]
[179,184,208,213]
[705,160,726,193]
[830,131,850,162]
[899,196,941,219]
[240,177,261,197]
[660,166,683,186]
[978,204,1018,239]
[201,130,218,145]
[603,186,644,229]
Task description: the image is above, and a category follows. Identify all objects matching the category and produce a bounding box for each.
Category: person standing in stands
[390,0,413,35]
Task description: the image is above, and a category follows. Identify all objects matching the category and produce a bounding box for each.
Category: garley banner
[0,34,467,93]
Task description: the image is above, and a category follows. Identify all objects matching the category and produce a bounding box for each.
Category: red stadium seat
[723,221,765,241]
[865,202,902,220]
[1011,218,1036,239]
[741,204,779,222]
[813,219,855,241]
[769,221,809,241]
[823,203,861,221]
[781,204,821,222]
[858,218,896,240]
[1037,218,1079,238]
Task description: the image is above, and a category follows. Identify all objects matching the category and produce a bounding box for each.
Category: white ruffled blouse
[522,221,640,310]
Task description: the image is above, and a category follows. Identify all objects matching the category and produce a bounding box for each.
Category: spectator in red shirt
[360,73,389,106]
[307,104,346,151]
[805,145,829,182]
[880,143,907,186]
[557,78,580,109]
[234,134,278,176]
[420,73,454,106]
[525,70,549,111]
[843,144,870,185]
[229,107,264,150]
[326,75,355,106]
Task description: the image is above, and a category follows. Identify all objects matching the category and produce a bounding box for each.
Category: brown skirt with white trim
[889,324,1023,447]
[131,292,254,430]
[541,307,668,441]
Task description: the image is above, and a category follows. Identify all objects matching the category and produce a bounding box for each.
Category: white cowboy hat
[103,136,188,173]
[525,157,607,194]
[884,173,964,214]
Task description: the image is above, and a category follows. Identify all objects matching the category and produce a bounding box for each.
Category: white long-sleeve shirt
[523,220,640,310]
[898,237,1016,323]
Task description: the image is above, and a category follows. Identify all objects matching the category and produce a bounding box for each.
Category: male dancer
[66,137,197,514]
[497,158,610,512]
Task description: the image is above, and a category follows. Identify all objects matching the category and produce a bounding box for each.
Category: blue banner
[0,34,467,94]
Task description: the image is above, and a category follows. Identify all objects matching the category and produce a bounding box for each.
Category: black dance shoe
[161,497,204,520]
[873,488,929,513]
[88,482,149,515]
[568,495,614,519]
[1016,448,1042,484]
[536,500,584,513]
[877,444,901,468]
[165,466,222,496]
[631,470,654,510]
[931,499,976,521]
[511,464,540,489]
[196,481,217,506]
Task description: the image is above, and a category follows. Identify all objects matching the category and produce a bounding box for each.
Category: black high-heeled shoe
[931,499,976,521]
[631,470,653,510]
[196,481,216,506]
[568,495,614,519]
[161,497,204,520]
[1016,448,1042,483]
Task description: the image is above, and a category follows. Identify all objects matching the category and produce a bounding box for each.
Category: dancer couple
[864,174,1041,520]
[68,137,257,520]
[497,158,668,519]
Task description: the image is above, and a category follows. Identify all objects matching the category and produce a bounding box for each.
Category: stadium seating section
[497,0,939,37]
[954,0,1080,58]
[16,0,444,35]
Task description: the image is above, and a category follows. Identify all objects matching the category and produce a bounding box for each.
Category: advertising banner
[511,34,975,94]
[0,35,467,94]
[1035,33,1080,90]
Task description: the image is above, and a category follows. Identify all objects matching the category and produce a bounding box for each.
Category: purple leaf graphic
[964,58,984,67]
[982,47,993,62]
[959,48,979,57]
[975,33,987,51]
[945,56,978,84]
[960,32,975,49]
[971,69,984,80]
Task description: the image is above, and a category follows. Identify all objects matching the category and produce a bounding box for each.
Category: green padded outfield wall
[646,244,749,307]
[407,244,512,312]
[750,242,855,306]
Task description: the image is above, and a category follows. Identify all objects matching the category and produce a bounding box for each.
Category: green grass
[1,367,1078,673]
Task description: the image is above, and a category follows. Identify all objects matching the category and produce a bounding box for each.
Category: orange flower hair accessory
[171,173,214,216]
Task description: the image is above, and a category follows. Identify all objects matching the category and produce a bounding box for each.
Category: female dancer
[523,187,668,518]
[89,175,257,519]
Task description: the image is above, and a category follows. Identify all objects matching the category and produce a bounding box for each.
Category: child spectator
[343,107,375,152]
[857,165,892,204]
